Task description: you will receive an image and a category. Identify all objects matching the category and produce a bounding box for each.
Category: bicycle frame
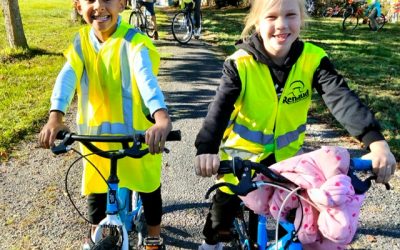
[91,155,143,250]
[234,191,302,250]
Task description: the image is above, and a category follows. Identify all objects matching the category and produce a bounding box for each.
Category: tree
[1,0,28,49]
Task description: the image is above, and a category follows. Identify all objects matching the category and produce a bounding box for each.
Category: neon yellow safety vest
[64,21,162,195]
[218,43,326,193]
[180,0,194,9]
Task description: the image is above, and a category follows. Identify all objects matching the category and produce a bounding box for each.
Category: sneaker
[193,28,201,39]
[153,31,159,41]
[144,236,165,250]
[198,241,223,250]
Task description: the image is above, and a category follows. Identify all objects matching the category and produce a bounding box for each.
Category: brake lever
[51,132,75,155]
[205,161,258,199]
[123,141,149,158]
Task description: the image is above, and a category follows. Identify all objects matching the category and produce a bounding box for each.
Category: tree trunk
[1,0,28,49]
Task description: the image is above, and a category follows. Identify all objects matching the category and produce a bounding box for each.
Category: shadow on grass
[0,47,63,63]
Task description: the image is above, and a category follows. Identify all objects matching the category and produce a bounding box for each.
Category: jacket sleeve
[313,57,385,148]
[50,62,77,114]
[195,59,242,155]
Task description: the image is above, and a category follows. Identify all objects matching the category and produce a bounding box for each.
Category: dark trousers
[202,189,242,244]
[193,0,201,28]
[87,186,162,226]
[185,0,201,28]
[203,155,278,244]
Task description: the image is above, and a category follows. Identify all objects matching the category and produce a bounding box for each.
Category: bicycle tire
[132,192,147,246]
[171,11,193,45]
[145,13,155,38]
[91,231,122,250]
[342,14,358,31]
[129,10,145,32]
[129,10,140,29]
[369,13,386,31]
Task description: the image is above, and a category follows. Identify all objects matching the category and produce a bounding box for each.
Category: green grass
[1,3,399,160]
[0,0,81,160]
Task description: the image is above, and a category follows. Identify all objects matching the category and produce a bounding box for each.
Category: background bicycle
[342,0,387,31]
[129,0,156,38]
[171,0,202,45]
[321,0,355,18]
[52,130,181,249]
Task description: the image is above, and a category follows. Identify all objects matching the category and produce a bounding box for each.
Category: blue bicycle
[52,130,181,249]
[205,156,389,250]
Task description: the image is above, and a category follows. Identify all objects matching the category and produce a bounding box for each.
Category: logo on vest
[282,80,309,104]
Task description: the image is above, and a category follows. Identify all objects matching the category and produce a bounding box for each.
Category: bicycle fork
[92,158,130,250]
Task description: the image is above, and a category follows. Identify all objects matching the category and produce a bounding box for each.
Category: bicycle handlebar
[51,130,182,159]
[205,157,390,199]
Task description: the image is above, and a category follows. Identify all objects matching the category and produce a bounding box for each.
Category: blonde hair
[241,0,307,39]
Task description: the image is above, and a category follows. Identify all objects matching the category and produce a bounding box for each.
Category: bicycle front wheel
[132,192,147,246]
[171,11,193,45]
[91,228,122,250]
[369,13,386,31]
[342,14,358,31]
[145,14,155,38]
[129,10,144,32]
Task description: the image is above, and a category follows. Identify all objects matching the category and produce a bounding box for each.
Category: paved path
[154,28,225,248]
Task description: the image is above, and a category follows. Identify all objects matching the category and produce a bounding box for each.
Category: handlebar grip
[218,161,234,174]
[350,158,372,171]
[166,130,181,141]
[56,130,69,140]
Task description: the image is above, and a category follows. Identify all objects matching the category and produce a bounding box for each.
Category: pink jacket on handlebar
[240,146,366,250]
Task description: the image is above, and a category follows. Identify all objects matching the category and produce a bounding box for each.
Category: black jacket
[195,34,384,156]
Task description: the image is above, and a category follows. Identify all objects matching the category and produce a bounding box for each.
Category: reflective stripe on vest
[218,43,326,193]
[229,121,306,149]
[64,22,162,195]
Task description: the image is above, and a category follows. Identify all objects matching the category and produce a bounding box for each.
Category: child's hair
[241,0,307,39]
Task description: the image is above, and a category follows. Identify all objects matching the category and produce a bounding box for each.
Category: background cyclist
[365,0,381,30]
[139,0,160,39]
[181,0,202,38]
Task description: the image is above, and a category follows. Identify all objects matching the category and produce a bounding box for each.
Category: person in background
[194,0,397,249]
[180,0,202,39]
[365,0,381,30]
[140,0,160,40]
[39,0,171,249]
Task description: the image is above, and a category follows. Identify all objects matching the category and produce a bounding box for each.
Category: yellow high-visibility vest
[218,43,326,193]
[64,21,162,195]
[180,0,194,9]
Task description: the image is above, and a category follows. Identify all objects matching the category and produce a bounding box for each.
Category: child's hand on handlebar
[38,111,69,149]
[195,154,220,177]
[146,109,172,154]
[362,140,397,184]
